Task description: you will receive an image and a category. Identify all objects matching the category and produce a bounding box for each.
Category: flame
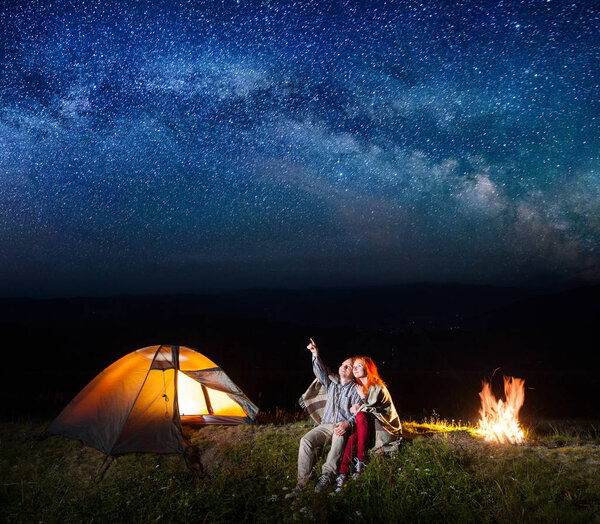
[475,376,525,444]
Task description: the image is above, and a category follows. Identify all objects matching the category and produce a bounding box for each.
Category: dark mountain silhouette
[1,282,598,421]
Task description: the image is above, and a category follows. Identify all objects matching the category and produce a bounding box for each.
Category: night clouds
[1,0,598,296]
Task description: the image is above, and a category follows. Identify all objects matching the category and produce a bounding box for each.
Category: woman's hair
[353,356,386,395]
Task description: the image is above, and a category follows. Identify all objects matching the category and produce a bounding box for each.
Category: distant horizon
[1,275,596,301]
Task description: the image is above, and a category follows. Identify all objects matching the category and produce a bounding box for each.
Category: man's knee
[299,434,314,451]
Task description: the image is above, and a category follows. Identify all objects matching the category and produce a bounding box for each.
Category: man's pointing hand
[307,338,319,356]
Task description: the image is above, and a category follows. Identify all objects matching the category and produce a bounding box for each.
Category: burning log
[475,376,525,444]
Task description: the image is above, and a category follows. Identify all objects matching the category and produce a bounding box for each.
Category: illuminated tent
[48,345,258,455]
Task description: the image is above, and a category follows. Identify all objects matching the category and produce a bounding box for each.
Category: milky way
[1,0,598,296]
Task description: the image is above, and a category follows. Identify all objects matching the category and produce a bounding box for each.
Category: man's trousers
[297,423,348,483]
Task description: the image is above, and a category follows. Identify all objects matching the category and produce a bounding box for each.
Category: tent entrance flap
[203,386,246,416]
[176,371,246,417]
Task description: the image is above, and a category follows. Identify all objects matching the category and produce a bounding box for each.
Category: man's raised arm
[307,338,331,387]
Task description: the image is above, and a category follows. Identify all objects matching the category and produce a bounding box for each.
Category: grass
[1,417,599,523]
[402,415,475,435]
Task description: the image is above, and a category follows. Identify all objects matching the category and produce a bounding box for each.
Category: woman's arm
[358,386,390,414]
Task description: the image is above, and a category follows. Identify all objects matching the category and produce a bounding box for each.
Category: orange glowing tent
[48,345,258,455]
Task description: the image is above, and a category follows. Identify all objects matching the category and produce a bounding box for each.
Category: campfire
[475,376,526,444]
[401,374,527,443]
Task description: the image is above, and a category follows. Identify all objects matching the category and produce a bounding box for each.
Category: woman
[335,356,402,491]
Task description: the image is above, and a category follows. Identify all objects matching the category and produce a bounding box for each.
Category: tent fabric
[48,345,258,455]
[182,369,258,418]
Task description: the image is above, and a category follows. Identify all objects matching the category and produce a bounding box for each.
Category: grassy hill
[2,418,599,523]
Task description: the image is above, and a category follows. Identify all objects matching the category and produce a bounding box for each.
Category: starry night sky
[1,0,599,297]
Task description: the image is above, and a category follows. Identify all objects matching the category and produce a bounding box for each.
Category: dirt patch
[188,424,256,448]
[182,425,257,475]
[184,444,224,476]
[430,430,493,453]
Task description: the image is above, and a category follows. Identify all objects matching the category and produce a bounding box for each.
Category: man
[286,338,362,498]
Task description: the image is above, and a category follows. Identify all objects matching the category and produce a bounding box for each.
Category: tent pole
[93,455,115,483]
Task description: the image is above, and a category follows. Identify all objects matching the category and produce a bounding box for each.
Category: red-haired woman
[335,356,402,492]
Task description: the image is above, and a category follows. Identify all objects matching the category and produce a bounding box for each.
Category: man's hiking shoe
[352,458,366,480]
[334,474,346,494]
[284,483,305,500]
[314,474,332,493]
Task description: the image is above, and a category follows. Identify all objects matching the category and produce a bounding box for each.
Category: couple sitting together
[286,338,402,498]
